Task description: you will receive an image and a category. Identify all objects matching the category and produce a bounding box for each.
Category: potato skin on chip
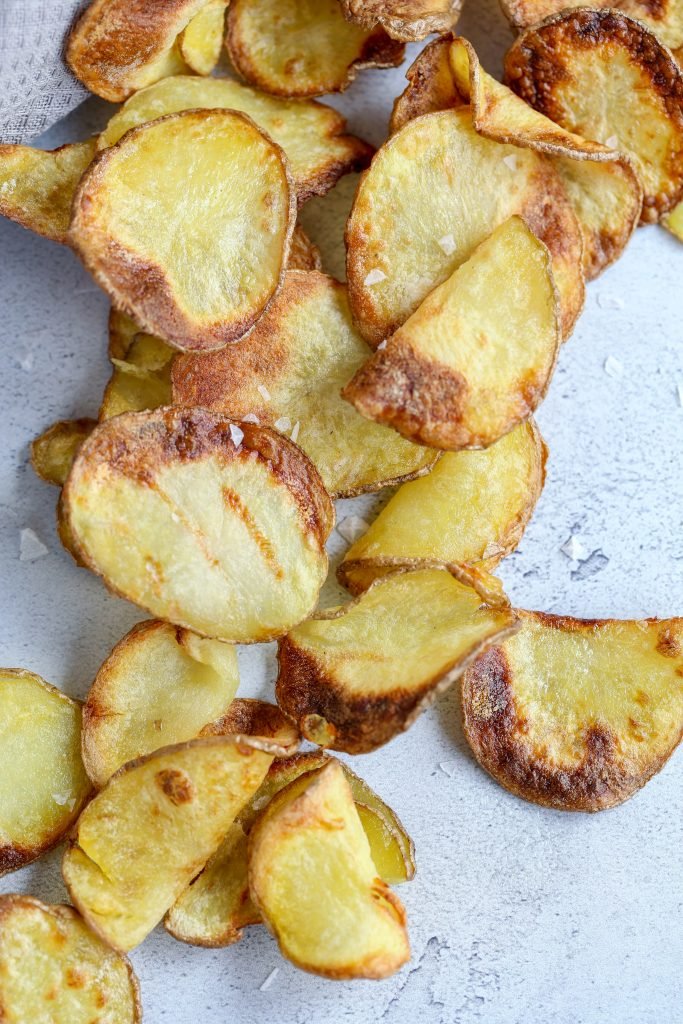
[277,567,518,754]
[202,697,301,757]
[340,0,464,41]
[71,108,295,353]
[0,896,141,1024]
[31,419,97,487]
[0,669,91,876]
[226,0,404,98]
[62,407,333,643]
[462,612,683,811]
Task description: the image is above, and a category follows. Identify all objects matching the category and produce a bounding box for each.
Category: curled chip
[462,612,683,811]
[338,420,547,595]
[62,734,276,951]
[62,408,333,643]
[202,697,301,756]
[344,218,560,451]
[71,109,295,353]
[172,271,437,497]
[288,225,323,271]
[98,75,373,204]
[340,0,464,41]
[82,620,240,788]
[346,107,584,346]
[226,0,404,98]
[31,419,96,487]
[0,140,96,244]
[277,567,517,754]
[505,9,683,222]
[100,333,175,420]
[179,0,230,74]
[0,896,141,1023]
[249,761,410,979]
[0,669,91,876]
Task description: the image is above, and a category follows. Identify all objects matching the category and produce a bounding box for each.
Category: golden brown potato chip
[226,0,404,98]
[31,419,97,487]
[98,75,373,204]
[71,109,295,353]
[462,612,683,811]
[172,271,437,497]
[0,896,141,1023]
[99,333,175,421]
[338,420,546,595]
[108,309,140,362]
[505,9,683,222]
[179,0,229,74]
[202,697,301,756]
[0,669,91,876]
[344,218,560,451]
[340,0,463,40]
[62,735,275,951]
[62,407,333,643]
[390,36,463,133]
[288,224,323,271]
[277,567,517,754]
[346,107,584,346]
[249,761,410,978]
[82,620,240,788]
[0,140,96,244]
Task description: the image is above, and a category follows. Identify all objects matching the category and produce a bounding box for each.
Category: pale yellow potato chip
[179,0,229,74]
[31,419,97,487]
[99,333,175,421]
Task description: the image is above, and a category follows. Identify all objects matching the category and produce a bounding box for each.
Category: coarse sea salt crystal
[364,269,386,286]
[257,384,271,401]
[604,355,624,379]
[290,421,300,443]
[597,292,624,311]
[229,424,244,447]
[52,793,75,810]
[438,233,457,256]
[274,416,292,433]
[20,528,48,561]
[377,340,387,350]
[677,384,683,407]
[259,968,279,991]
[605,134,619,149]
[439,762,458,778]
[337,515,369,544]
[18,351,34,372]
[560,535,589,562]
[502,154,518,171]
[242,413,259,424]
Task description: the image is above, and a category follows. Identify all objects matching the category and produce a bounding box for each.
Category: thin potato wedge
[0,140,97,244]
[340,0,464,41]
[99,333,175,420]
[463,612,683,811]
[31,419,97,487]
[179,0,230,74]
[71,109,295,353]
[62,408,333,643]
[277,567,518,754]
[226,0,404,98]
[82,620,240,788]
[249,761,410,979]
[62,735,275,951]
[172,271,437,497]
[338,420,547,595]
[0,670,91,876]
[98,75,373,204]
[346,107,584,345]
[344,217,560,451]
[0,896,141,1023]
[505,9,683,222]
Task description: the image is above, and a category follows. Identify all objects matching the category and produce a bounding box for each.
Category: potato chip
[462,612,683,811]
[0,896,140,1023]
[179,0,229,74]
[662,198,683,240]
[98,75,373,204]
[344,218,560,451]
[338,420,546,595]
[288,224,323,271]
[172,271,437,497]
[62,735,275,951]
[0,140,96,244]
[346,107,584,346]
[62,407,333,643]
[71,109,295,353]
[0,669,91,876]
[201,697,301,756]
[249,762,409,978]
[226,0,404,98]
[82,620,240,788]
[277,567,517,754]
[31,419,97,487]
[340,0,463,41]
[108,309,140,362]
[390,37,464,133]
[100,334,175,421]
[505,9,683,222]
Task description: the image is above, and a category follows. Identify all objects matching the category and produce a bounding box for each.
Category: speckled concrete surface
[1,4,682,1022]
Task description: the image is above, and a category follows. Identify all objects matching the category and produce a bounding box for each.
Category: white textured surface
[1,3,682,1022]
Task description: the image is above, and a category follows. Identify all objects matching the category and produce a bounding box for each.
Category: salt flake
[20,528,48,562]
[259,968,279,992]
[677,384,683,407]
[229,424,244,448]
[52,793,70,806]
[274,416,292,433]
[605,134,619,149]
[439,762,458,778]
[597,292,624,310]
[336,515,369,544]
[438,233,457,256]
[290,421,300,443]
[18,351,34,372]
[364,269,386,286]
[377,340,387,350]
[242,413,259,424]
[502,154,518,171]
[560,535,589,562]
[257,384,271,401]
[604,355,624,379]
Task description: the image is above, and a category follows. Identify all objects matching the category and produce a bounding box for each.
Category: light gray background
[1,2,682,1022]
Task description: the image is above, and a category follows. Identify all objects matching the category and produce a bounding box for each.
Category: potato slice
[71,109,295,353]
[249,761,409,978]
[288,224,323,271]
[98,75,373,204]
[340,0,463,41]
[277,567,517,753]
[201,697,301,756]
[31,419,97,487]
[0,670,91,876]
[462,612,683,811]
[0,896,140,1023]
[100,333,175,420]
[108,309,140,362]
[0,140,96,244]
[82,620,240,788]
[338,420,547,595]
[346,107,584,345]
[344,218,560,451]
[226,0,404,98]
[172,271,437,497]
[179,0,229,74]
[62,734,275,951]
[505,9,683,222]
[62,407,333,643]
[662,198,683,240]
